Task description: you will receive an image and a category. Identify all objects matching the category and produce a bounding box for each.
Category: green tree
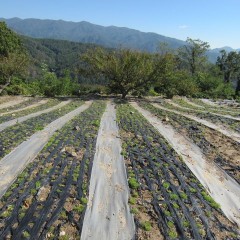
[80,47,156,98]
[58,70,72,95]
[39,63,59,97]
[153,52,198,98]
[0,22,28,94]
[216,50,240,96]
[178,38,210,75]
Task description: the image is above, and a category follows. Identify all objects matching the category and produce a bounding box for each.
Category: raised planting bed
[158,99,240,133]
[0,100,83,159]
[162,99,240,117]
[0,100,106,239]
[0,97,41,114]
[139,101,240,183]
[192,98,240,111]
[116,101,239,240]
[0,99,60,124]
[171,98,240,117]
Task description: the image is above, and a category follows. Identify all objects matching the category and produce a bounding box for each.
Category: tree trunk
[121,92,127,99]
[224,71,231,83]
[0,77,11,94]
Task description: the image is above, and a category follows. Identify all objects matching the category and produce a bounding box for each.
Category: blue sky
[0,0,240,49]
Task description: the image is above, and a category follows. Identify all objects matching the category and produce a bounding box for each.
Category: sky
[0,0,240,49]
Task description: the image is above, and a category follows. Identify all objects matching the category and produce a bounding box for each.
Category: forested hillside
[21,36,99,83]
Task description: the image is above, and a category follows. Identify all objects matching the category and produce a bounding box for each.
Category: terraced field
[0,96,239,240]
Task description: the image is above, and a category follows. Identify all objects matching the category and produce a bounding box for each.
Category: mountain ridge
[1,18,239,62]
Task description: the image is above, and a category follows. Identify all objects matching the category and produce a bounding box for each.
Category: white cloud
[178,25,189,29]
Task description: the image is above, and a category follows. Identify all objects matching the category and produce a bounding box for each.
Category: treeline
[0,21,240,99]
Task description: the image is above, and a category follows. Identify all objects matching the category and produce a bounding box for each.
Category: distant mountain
[211,46,240,52]
[0,17,186,52]
[1,18,239,63]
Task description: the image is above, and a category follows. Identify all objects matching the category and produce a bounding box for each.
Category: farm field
[0,96,239,240]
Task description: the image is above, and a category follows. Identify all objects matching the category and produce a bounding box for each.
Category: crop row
[0,100,106,239]
[159,99,240,134]
[0,100,83,159]
[0,99,60,124]
[0,97,40,114]
[190,98,240,112]
[116,102,238,239]
[139,101,240,183]
[172,98,240,116]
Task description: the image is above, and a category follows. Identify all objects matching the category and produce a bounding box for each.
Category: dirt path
[0,101,92,199]
[0,97,29,110]
[0,100,71,132]
[81,101,135,240]
[0,99,48,116]
[152,103,240,143]
[167,100,240,121]
[131,102,240,227]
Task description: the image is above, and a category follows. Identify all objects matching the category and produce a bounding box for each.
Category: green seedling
[163,182,170,189]
[128,178,140,189]
[170,193,178,200]
[201,191,220,209]
[130,208,139,214]
[128,197,136,205]
[22,230,30,238]
[73,204,85,213]
[80,197,88,205]
[1,205,14,218]
[141,221,152,231]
